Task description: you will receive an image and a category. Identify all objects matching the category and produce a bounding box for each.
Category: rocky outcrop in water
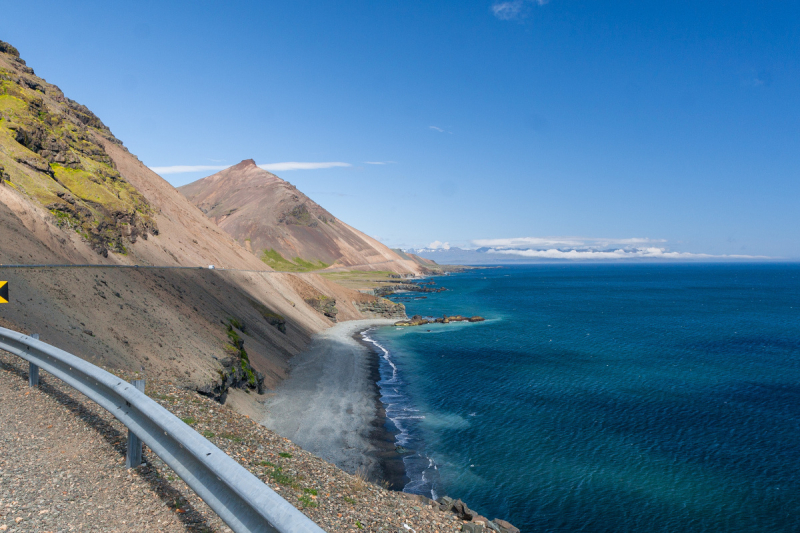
[394,314,485,327]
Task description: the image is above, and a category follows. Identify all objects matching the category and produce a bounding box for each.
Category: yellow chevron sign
[0,281,7,304]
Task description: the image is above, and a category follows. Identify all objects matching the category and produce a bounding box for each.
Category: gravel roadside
[0,351,474,533]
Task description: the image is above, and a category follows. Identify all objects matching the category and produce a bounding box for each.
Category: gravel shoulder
[0,350,469,533]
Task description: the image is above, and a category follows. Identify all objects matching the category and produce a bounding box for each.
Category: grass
[268,466,298,488]
[180,417,197,425]
[303,488,318,496]
[260,248,329,272]
[297,495,317,508]
[219,433,243,442]
[356,520,364,529]
[279,452,292,458]
[259,460,275,467]
[352,466,368,492]
[202,430,215,438]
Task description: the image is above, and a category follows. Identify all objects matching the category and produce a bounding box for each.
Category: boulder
[461,524,484,533]
[492,518,519,533]
[437,495,454,512]
[452,499,475,521]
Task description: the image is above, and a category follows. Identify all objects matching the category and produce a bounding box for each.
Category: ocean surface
[363,264,800,533]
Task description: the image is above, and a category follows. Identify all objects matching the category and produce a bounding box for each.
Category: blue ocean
[363,264,800,532]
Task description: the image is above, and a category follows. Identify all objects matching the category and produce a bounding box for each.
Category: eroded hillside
[0,40,405,408]
[178,160,423,275]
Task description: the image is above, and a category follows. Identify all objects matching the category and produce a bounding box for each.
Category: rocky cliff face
[0,41,157,256]
[178,160,423,275]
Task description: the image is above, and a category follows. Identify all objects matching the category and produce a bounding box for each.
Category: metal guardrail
[0,326,326,533]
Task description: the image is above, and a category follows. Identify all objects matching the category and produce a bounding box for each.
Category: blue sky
[2,1,798,259]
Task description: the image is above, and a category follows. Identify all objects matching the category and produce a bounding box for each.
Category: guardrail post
[126,379,145,468]
[28,334,39,387]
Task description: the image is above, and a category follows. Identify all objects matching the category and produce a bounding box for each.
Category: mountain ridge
[178,160,423,275]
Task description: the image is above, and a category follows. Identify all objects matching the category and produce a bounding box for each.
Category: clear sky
[3,1,799,259]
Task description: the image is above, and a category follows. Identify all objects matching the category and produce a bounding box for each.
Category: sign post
[0,281,7,303]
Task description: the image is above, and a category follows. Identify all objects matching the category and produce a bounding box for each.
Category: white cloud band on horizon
[488,248,769,260]
[150,162,351,175]
[473,236,666,249]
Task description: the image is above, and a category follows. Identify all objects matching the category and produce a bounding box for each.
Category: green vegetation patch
[298,495,317,508]
[260,248,329,272]
[180,417,197,425]
[0,65,157,256]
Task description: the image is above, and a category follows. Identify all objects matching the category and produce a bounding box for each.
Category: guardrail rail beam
[0,326,325,533]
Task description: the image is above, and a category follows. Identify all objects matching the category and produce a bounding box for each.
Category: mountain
[0,40,404,408]
[178,160,422,275]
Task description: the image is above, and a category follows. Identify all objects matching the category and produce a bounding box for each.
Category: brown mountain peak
[233,159,257,169]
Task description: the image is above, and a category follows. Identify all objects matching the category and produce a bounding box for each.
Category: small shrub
[279,452,293,458]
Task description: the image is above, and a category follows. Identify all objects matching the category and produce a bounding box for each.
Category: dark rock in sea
[395,314,485,326]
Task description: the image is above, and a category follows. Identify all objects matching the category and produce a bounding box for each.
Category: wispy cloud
[150,161,351,175]
[429,126,445,133]
[258,162,351,171]
[492,0,549,21]
[364,161,398,165]
[150,165,228,175]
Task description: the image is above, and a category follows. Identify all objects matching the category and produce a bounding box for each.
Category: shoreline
[260,319,407,488]
[353,327,410,490]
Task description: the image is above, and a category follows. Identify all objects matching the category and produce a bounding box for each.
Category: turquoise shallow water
[365,264,800,532]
